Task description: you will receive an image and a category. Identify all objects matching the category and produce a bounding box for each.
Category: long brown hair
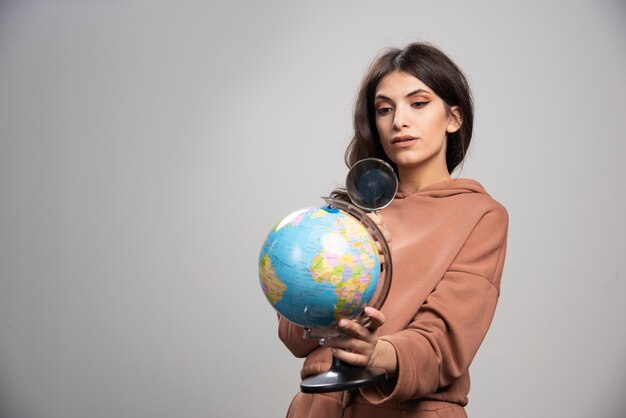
[346,42,474,175]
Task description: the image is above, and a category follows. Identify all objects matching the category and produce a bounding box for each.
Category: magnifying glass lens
[346,158,398,211]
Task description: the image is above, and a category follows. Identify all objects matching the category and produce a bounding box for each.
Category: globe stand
[300,355,387,393]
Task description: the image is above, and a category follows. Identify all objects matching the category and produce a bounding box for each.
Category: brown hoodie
[279,178,509,417]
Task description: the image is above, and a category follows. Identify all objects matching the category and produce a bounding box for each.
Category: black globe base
[300,355,387,394]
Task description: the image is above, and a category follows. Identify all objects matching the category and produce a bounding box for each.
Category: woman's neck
[397,164,451,194]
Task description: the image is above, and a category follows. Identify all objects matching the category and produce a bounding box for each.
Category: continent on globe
[259,254,287,306]
[309,215,378,319]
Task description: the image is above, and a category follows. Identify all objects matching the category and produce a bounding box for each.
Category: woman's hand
[327,307,398,377]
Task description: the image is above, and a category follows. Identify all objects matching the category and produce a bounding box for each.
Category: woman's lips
[391,136,418,147]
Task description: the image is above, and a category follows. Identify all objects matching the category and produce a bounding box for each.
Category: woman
[279,42,508,418]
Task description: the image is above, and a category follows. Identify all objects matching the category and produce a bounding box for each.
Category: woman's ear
[446,106,463,134]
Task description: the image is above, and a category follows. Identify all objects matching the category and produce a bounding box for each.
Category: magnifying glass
[346,158,398,211]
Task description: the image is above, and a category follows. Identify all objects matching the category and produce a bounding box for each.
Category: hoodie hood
[395,178,488,199]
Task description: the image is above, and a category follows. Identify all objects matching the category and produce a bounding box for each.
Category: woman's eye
[376,107,393,115]
[411,101,429,108]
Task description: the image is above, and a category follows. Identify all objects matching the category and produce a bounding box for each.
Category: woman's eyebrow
[375,89,430,101]
[405,88,429,98]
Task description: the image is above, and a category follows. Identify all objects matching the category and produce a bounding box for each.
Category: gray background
[1,1,624,417]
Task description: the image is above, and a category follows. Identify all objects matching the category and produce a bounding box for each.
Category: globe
[259,205,381,331]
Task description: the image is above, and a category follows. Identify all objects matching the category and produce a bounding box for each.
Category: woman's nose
[392,107,410,130]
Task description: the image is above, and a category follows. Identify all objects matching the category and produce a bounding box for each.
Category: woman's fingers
[337,318,368,338]
[328,335,370,352]
[323,308,386,368]
[327,308,386,367]
[337,308,385,338]
[326,333,373,367]
[363,307,385,331]
[331,347,369,367]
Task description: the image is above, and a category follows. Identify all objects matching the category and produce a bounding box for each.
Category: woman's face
[374,71,461,177]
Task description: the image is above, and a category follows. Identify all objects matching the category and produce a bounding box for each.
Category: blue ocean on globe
[259,205,380,330]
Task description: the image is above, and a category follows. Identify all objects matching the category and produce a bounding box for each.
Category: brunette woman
[279,42,508,418]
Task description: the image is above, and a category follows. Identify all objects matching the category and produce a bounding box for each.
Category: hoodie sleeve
[278,315,321,358]
[360,203,508,404]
